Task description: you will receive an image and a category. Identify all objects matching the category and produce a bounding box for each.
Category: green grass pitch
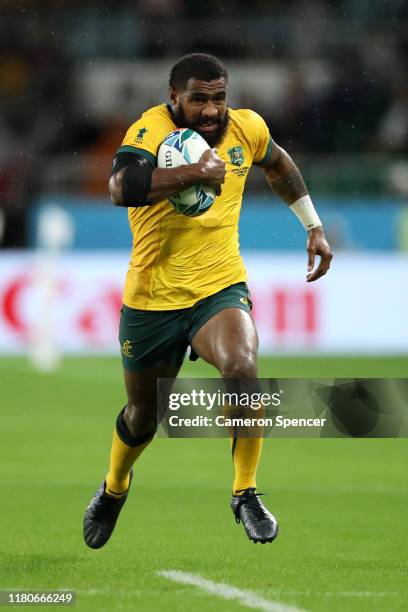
[1,356,407,611]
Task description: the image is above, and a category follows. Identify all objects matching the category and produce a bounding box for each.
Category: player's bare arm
[262,143,333,282]
[109,148,225,206]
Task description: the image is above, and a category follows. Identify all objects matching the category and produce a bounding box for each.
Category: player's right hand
[198,149,226,196]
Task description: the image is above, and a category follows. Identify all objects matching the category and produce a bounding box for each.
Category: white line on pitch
[157,570,304,612]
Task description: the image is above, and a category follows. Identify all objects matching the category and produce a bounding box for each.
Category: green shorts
[119,282,252,372]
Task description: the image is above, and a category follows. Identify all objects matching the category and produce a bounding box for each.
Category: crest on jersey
[227,146,244,167]
[135,127,148,144]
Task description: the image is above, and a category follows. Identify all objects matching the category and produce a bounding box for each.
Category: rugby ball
[157,128,216,217]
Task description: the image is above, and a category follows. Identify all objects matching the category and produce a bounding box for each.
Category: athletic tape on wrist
[289,195,322,230]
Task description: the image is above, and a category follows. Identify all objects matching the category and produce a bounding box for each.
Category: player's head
[169,53,229,147]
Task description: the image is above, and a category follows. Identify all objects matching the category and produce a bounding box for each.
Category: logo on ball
[157,129,217,217]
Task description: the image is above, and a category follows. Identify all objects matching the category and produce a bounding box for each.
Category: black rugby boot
[83,470,133,549]
[231,487,278,544]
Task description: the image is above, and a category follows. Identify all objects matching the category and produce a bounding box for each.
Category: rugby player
[83,53,332,547]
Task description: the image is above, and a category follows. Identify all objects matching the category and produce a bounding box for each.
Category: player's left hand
[306,227,333,282]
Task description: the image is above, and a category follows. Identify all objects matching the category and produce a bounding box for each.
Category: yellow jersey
[117,104,272,310]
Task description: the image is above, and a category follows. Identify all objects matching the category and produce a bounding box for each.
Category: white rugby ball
[157,128,216,217]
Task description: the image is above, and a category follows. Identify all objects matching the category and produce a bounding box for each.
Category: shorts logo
[135,128,148,144]
[121,340,133,357]
[240,296,249,305]
[228,146,244,167]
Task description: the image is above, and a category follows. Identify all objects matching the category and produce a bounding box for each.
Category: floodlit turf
[0,356,407,611]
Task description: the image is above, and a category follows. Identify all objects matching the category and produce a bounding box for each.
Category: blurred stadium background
[1,3,408,611]
[0,0,408,367]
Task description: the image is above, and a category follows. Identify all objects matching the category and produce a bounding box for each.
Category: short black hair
[169,53,228,90]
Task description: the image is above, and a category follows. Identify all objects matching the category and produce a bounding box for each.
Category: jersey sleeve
[244,110,274,167]
[116,114,169,166]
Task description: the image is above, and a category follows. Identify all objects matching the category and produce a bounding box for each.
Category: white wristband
[289,195,322,230]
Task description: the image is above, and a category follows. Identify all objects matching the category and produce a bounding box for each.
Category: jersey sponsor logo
[134,128,148,144]
[121,339,133,357]
[227,146,244,167]
[231,166,249,178]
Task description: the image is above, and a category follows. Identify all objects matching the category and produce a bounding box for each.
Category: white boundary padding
[0,251,407,355]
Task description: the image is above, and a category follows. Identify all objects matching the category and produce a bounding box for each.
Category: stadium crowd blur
[0,0,407,247]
